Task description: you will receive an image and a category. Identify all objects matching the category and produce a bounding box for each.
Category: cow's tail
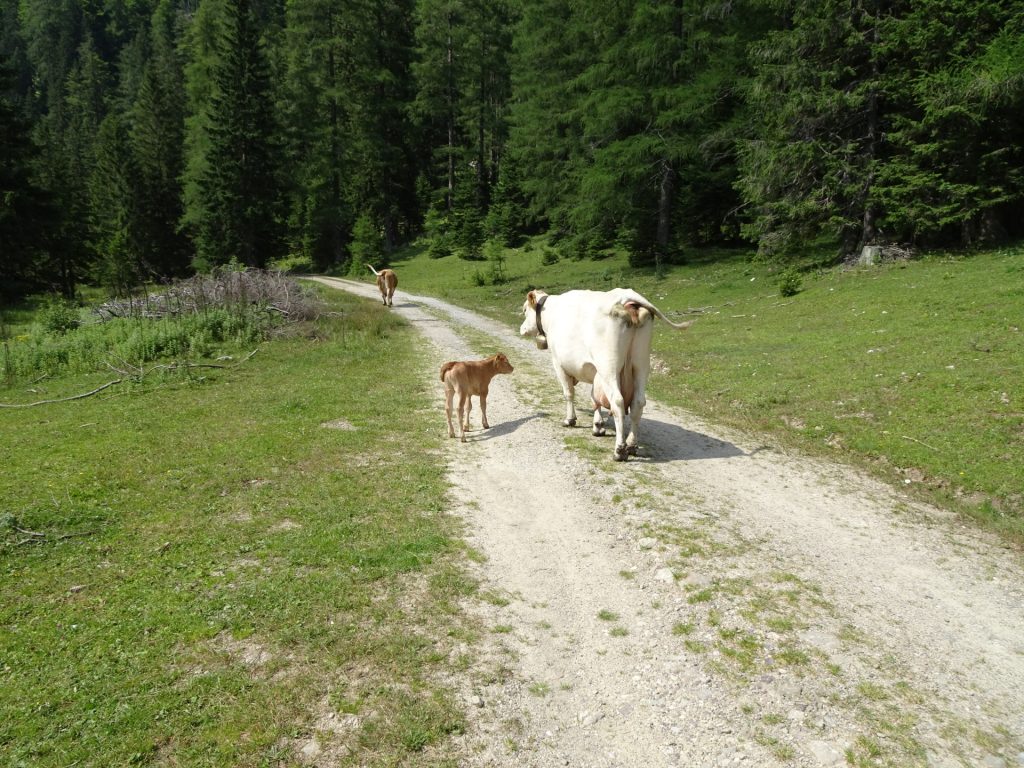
[439,361,457,382]
[367,264,381,276]
[633,300,694,330]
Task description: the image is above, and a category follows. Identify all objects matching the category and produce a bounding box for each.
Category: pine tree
[874,2,1024,246]
[88,111,142,292]
[129,0,190,278]
[345,0,419,250]
[195,0,283,269]
[505,0,593,232]
[279,0,352,271]
[412,0,513,251]
[0,59,55,299]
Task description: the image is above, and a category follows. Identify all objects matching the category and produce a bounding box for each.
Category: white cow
[519,288,692,461]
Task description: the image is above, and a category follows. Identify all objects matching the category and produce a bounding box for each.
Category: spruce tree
[0,59,54,298]
[129,0,189,278]
[195,0,283,269]
[280,0,352,271]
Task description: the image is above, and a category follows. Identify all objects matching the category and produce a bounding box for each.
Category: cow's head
[520,290,549,349]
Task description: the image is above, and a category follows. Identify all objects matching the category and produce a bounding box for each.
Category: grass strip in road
[1,287,473,767]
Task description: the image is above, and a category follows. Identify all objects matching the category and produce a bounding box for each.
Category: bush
[269,254,315,274]
[427,235,454,259]
[778,267,803,297]
[38,298,81,334]
[349,213,384,275]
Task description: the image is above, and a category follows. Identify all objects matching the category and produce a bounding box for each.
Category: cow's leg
[596,373,629,460]
[591,399,606,436]
[444,384,456,438]
[458,392,469,442]
[464,394,473,430]
[625,366,649,456]
[554,368,578,427]
[480,388,490,429]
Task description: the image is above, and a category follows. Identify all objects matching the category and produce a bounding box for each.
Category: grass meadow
[1,287,472,767]
[379,238,1024,539]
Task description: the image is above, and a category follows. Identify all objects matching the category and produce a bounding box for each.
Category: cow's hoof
[592,427,606,436]
[626,444,639,456]
[563,418,577,427]
[614,445,629,461]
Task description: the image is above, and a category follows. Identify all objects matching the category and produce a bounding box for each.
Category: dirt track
[311,276,1024,768]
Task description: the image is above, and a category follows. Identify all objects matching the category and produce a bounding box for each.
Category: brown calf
[367,265,397,307]
[440,354,514,442]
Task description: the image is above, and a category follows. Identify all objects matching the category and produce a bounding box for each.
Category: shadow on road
[467,412,546,442]
[640,418,749,462]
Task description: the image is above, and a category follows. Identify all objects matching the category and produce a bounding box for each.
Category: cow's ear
[526,290,537,308]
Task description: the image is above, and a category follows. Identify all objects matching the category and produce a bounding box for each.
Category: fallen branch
[15,528,97,546]
[0,379,124,408]
[1,349,258,409]
[902,435,939,452]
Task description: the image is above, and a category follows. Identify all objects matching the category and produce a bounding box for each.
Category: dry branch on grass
[0,350,258,408]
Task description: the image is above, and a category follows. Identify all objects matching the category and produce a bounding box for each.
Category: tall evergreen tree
[180,0,226,250]
[506,0,595,233]
[195,0,283,268]
[346,0,419,250]
[0,60,55,298]
[280,0,352,270]
[88,111,142,292]
[129,0,190,277]
[412,0,513,246]
[874,2,1024,246]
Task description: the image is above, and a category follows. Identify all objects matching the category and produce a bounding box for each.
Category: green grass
[371,240,1024,539]
[0,288,469,767]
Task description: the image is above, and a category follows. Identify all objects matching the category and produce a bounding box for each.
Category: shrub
[39,298,81,334]
[778,267,803,297]
[349,213,384,275]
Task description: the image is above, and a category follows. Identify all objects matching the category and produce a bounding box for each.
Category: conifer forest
[2,0,1023,299]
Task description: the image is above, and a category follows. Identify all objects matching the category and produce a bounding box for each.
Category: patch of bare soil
[310,277,1024,768]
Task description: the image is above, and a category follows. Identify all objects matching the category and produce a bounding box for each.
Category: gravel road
[311,276,1024,768]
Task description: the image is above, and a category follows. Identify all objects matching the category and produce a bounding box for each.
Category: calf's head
[490,353,514,375]
[519,290,549,349]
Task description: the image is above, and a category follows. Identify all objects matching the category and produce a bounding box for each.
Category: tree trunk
[650,160,676,275]
[657,159,675,252]
[858,19,881,251]
[446,11,455,212]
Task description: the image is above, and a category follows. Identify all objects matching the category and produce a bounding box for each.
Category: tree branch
[0,380,124,408]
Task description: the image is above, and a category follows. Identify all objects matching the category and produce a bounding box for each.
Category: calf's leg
[444,383,457,438]
[458,391,469,442]
[479,388,490,429]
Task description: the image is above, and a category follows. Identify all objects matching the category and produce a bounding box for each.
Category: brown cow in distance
[367,265,397,307]
[440,354,514,442]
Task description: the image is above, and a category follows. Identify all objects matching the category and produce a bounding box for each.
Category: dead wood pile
[93,270,321,322]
